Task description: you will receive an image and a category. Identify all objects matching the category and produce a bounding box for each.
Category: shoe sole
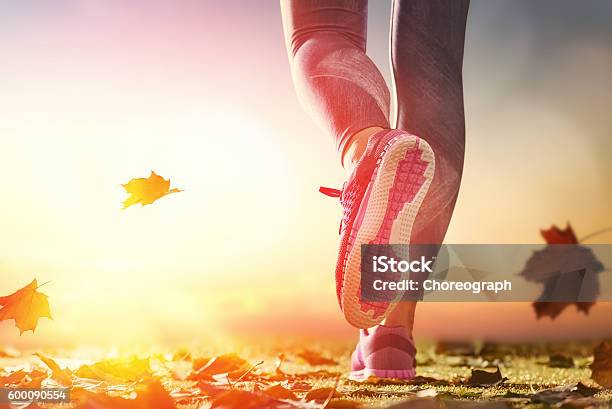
[349,367,417,382]
[342,134,435,329]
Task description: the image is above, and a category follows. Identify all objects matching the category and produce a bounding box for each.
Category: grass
[1,339,611,408]
[234,339,612,408]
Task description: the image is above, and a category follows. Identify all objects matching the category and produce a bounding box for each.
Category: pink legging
[281,0,469,245]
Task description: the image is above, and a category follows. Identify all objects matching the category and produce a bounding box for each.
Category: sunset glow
[1,0,611,350]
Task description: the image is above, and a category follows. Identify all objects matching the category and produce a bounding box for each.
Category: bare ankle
[381,302,417,332]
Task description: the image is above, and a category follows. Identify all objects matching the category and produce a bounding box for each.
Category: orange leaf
[0,279,52,334]
[121,170,182,209]
[35,353,73,387]
[541,223,578,244]
[304,387,338,402]
[73,379,177,409]
[210,389,282,409]
[591,341,612,388]
[189,353,249,381]
[0,369,27,386]
[261,384,297,400]
[20,369,47,388]
[528,223,603,320]
[327,399,363,408]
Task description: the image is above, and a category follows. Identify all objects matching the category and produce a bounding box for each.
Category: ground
[0,339,610,408]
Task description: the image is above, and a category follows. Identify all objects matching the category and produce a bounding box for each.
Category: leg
[281,0,438,381]
[280,0,390,166]
[383,302,417,331]
[384,0,469,328]
[392,0,469,245]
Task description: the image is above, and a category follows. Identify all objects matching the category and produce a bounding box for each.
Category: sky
[0,0,611,349]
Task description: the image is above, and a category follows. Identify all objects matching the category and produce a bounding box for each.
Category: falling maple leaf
[121,170,183,209]
[520,223,604,320]
[540,224,578,244]
[0,279,52,335]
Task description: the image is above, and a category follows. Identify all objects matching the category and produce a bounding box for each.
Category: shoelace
[319,186,343,234]
[319,186,342,198]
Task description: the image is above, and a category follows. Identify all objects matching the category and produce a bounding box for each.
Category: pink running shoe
[350,325,417,381]
[320,130,435,328]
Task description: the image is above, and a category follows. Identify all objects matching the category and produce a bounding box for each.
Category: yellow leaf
[0,279,52,335]
[76,356,151,383]
[121,170,182,209]
[35,353,73,387]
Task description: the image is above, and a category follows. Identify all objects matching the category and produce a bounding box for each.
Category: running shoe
[349,324,417,381]
[320,130,435,328]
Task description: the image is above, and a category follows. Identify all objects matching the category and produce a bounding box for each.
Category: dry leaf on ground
[327,398,363,408]
[0,369,27,386]
[304,387,338,402]
[531,383,600,405]
[73,379,176,409]
[262,384,298,400]
[210,389,290,409]
[590,340,612,388]
[76,356,151,383]
[189,353,249,381]
[35,353,73,387]
[466,367,506,386]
